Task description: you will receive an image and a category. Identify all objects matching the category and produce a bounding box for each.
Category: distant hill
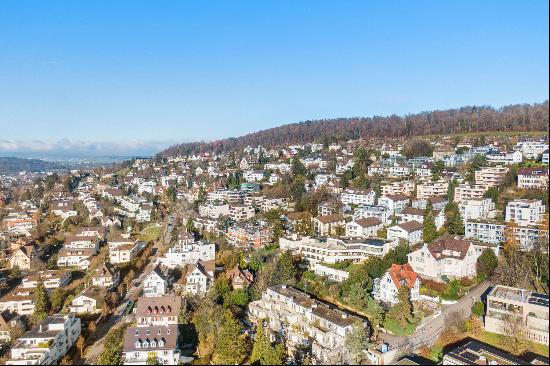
[160,101,549,157]
[0,157,66,174]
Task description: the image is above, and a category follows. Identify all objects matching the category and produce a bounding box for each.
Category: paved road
[380,281,492,352]
[83,215,176,363]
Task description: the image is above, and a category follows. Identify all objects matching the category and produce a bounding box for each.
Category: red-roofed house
[373,263,420,304]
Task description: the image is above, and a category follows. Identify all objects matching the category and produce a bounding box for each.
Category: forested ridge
[161,101,549,156]
[0,157,65,174]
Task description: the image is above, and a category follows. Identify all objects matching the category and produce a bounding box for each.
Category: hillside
[160,101,549,157]
[0,157,66,174]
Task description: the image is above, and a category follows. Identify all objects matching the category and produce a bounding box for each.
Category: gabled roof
[354,217,382,228]
[135,295,181,317]
[426,235,472,260]
[396,220,423,233]
[316,214,345,224]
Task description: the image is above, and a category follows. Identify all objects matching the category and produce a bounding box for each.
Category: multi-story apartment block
[485,285,548,345]
[459,198,494,221]
[505,199,546,226]
[453,184,487,202]
[229,204,255,222]
[465,220,547,251]
[198,202,230,219]
[21,270,72,290]
[122,325,181,365]
[378,194,409,214]
[6,315,81,365]
[381,181,415,197]
[248,285,368,364]
[157,240,215,269]
[345,218,383,238]
[353,205,391,225]
[486,150,523,165]
[135,295,181,327]
[514,140,549,159]
[387,220,423,245]
[340,188,375,205]
[474,166,509,188]
[398,207,445,229]
[313,214,346,236]
[280,236,397,266]
[416,180,449,199]
[517,168,549,189]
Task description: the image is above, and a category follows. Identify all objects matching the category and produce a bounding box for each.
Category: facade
[157,239,215,269]
[517,168,549,189]
[6,315,81,365]
[340,188,375,205]
[453,184,487,202]
[143,266,168,297]
[486,150,523,165]
[353,205,391,225]
[373,264,421,304]
[135,295,181,327]
[248,285,368,364]
[229,204,255,222]
[345,217,383,238]
[407,235,482,281]
[387,220,423,245]
[474,166,509,188]
[122,325,181,365]
[381,181,415,197]
[313,263,349,282]
[21,270,72,290]
[485,285,548,346]
[109,241,146,264]
[505,199,546,226]
[92,263,120,289]
[378,194,409,214]
[459,198,494,221]
[313,214,346,236]
[183,260,215,295]
[416,180,448,199]
[69,286,103,314]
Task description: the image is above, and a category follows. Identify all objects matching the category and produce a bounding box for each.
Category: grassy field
[139,224,162,242]
[424,330,549,362]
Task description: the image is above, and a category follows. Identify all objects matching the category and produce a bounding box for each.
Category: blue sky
[0,0,548,154]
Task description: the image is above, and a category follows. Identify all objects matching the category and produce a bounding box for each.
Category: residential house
[69,286,103,314]
[378,194,409,214]
[517,168,549,189]
[225,267,254,290]
[313,214,346,236]
[387,220,423,245]
[143,266,169,297]
[135,295,181,327]
[92,263,120,289]
[373,264,421,304]
[505,199,546,226]
[122,325,181,365]
[459,198,494,221]
[345,218,383,238]
[183,260,215,295]
[340,188,375,206]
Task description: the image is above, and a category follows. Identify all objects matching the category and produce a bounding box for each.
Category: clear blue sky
[0,0,548,150]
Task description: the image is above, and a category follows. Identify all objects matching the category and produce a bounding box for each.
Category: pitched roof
[135,295,181,318]
[317,214,345,224]
[397,220,423,232]
[123,325,178,352]
[388,263,419,289]
[383,193,409,201]
[354,217,383,228]
[427,235,472,260]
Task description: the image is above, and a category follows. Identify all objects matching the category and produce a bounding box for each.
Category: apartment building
[122,325,181,365]
[21,270,72,290]
[340,188,375,205]
[518,168,549,190]
[398,207,445,229]
[0,288,35,316]
[416,180,448,199]
[407,235,485,281]
[282,236,397,266]
[485,285,548,345]
[453,184,487,202]
[143,266,169,297]
[135,295,181,327]
[345,218,383,238]
[109,241,146,265]
[183,260,215,295]
[226,223,273,249]
[442,340,533,365]
[459,198,494,221]
[6,315,81,365]
[378,194,409,214]
[411,196,448,211]
[198,202,230,219]
[353,205,391,225]
[465,220,547,251]
[381,181,415,197]
[486,150,523,165]
[514,140,549,159]
[248,285,368,364]
[157,240,215,269]
[387,220,423,245]
[474,166,509,188]
[69,286,103,314]
[505,199,546,226]
[313,263,349,283]
[229,204,255,222]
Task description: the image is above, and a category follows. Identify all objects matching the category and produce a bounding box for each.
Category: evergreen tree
[213,311,249,365]
[250,324,287,365]
[33,280,50,323]
[291,156,307,177]
[271,251,297,286]
[366,297,384,339]
[422,209,438,242]
[477,248,498,280]
[445,201,464,235]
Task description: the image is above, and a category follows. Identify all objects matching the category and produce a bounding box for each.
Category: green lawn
[470,331,549,357]
[382,318,418,336]
[139,224,162,242]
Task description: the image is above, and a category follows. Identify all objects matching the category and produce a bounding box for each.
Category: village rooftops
[135,295,181,317]
[396,220,423,232]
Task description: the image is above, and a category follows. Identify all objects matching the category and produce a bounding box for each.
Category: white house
[459,198,494,221]
[387,220,423,245]
[157,240,216,269]
[373,264,421,304]
[345,217,383,238]
[143,266,169,297]
[340,188,376,206]
[6,314,81,365]
[407,235,481,281]
[184,260,215,295]
[378,194,409,214]
[69,286,103,314]
[92,263,120,289]
[517,168,549,189]
[505,199,546,226]
[122,325,181,365]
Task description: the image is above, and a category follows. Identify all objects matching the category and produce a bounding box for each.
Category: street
[380,281,492,353]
